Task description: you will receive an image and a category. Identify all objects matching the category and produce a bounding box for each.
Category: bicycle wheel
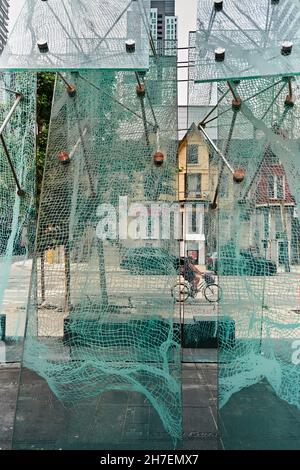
[171,282,190,302]
[204,283,221,303]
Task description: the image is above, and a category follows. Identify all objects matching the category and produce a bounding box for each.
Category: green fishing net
[13,51,181,449]
[0,72,36,348]
[216,76,300,415]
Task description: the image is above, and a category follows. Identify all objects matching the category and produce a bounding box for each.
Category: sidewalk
[0,363,218,450]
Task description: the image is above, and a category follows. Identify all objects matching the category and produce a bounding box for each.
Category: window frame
[268,174,285,200]
[186,144,199,165]
[185,172,202,198]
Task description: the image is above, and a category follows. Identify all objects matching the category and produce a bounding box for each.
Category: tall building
[0,0,9,53]
[150,1,177,42]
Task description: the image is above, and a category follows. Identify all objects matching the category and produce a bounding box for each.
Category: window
[185,173,201,198]
[187,144,198,164]
[268,175,275,198]
[268,174,285,199]
[277,175,284,199]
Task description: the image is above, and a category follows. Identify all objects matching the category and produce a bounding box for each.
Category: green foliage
[37,72,55,204]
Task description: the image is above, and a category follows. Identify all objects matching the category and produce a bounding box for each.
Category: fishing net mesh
[0,72,36,352]
[216,77,300,415]
[12,51,181,449]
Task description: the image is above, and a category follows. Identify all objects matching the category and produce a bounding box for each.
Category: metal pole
[243,79,283,104]
[58,72,73,88]
[140,95,150,148]
[0,93,23,137]
[149,33,157,57]
[0,135,25,196]
[209,109,238,208]
[198,125,235,174]
[227,81,239,102]
[288,78,293,98]
[261,82,286,120]
[135,72,142,88]
[90,0,134,54]
[57,72,76,96]
[134,72,150,147]
[73,100,95,196]
[69,127,88,159]
[78,74,155,127]
[200,88,230,126]
[221,10,260,48]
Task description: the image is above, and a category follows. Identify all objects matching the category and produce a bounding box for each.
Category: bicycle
[171,272,222,303]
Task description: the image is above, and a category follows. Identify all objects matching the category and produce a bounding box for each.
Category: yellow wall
[178,127,218,202]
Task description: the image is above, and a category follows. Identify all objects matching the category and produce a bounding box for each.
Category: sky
[176,0,198,105]
[8,0,26,32]
[8,0,197,104]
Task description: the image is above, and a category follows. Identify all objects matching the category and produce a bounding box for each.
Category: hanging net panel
[0,0,150,71]
[0,72,36,361]
[12,51,181,449]
[215,76,300,446]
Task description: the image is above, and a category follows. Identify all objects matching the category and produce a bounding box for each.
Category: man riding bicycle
[176,256,204,291]
[172,257,220,303]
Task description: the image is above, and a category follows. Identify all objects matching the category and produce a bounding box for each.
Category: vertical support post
[210,109,238,208]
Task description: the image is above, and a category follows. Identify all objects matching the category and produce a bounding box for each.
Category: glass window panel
[187,144,199,164]
[0,0,150,71]
[186,173,201,196]
[193,0,300,82]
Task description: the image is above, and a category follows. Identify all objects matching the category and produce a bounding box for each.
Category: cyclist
[176,256,204,292]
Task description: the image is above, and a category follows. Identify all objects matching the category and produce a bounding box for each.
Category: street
[1,256,300,340]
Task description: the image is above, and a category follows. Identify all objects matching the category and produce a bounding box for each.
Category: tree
[37,73,55,205]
